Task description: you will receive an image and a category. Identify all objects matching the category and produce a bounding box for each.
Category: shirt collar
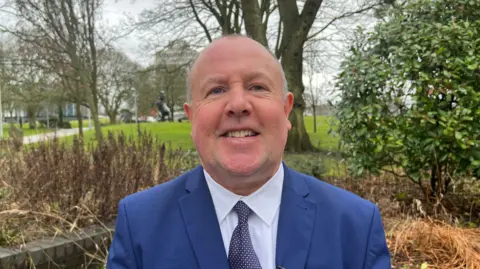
[204,163,284,227]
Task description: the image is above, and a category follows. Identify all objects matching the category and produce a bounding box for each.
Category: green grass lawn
[59,116,339,152]
[304,116,339,151]
[69,118,110,129]
[61,121,194,149]
[56,116,343,177]
[1,123,53,138]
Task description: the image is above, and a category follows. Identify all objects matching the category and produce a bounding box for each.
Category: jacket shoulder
[290,169,378,218]
[119,168,193,209]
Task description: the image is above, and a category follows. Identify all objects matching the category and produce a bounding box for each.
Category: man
[107,35,391,269]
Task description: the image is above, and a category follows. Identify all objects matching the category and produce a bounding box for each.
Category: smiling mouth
[222,130,259,138]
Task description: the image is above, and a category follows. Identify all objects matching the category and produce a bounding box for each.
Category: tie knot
[233,201,252,224]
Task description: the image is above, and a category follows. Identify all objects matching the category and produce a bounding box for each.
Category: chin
[220,159,264,177]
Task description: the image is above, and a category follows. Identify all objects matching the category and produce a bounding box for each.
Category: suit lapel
[275,164,316,269]
[178,166,230,269]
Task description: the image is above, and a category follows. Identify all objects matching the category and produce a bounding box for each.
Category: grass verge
[58,116,340,152]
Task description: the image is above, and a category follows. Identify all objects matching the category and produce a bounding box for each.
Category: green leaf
[358,167,364,175]
[472,150,480,160]
[334,0,480,189]
[410,171,420,182]
[374,144,384,153]
[467,63,478,70]
[467,222,478,228]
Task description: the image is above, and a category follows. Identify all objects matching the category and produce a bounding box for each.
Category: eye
[207,87,226,96]
[249,85,266,91]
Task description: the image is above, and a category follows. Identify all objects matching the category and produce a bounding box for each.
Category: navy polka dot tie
[228,201,262,269]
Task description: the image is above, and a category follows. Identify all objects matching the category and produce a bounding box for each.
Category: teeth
[225,130,256,138]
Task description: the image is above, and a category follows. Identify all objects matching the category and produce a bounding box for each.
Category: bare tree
[155,64,187,121]
[6,0,106,144]
[303,64,331,133]
[13,38,89,132]
[303,46,337,134]
[97,48,139,123]
[154,40,197,121]
[129,67,157,117]
[304,69,319,133]
[6,45,50,129]
[134,0,386,152]
[0,41,13,135]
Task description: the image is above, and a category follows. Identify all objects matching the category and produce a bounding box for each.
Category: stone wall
[0,221,115,269]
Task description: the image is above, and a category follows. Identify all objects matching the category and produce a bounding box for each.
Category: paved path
[23,128,93,144]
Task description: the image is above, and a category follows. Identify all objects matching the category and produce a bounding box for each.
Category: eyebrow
[243,71,274,85]
[199,70,275,91]
[199,76,226,91]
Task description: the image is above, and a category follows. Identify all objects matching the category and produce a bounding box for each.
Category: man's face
[185,37,293,179]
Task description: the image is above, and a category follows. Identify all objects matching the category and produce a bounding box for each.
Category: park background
[0,0,479,268]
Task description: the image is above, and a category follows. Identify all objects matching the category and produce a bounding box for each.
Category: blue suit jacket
[107,164,391,269]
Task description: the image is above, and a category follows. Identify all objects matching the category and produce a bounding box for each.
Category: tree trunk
[313,105,317,133]
[240,0,268,47]
[58,104,64,127]
[89,96,103,144]
[28,116,36,129]
[27,107,36,129]
[108,112,117,124]
[87,3,104,146]
[241,0,322,152]
[282,51,313,152]
[169,104,175,122]
[17,109,23,128]
[287,106,313,152]
[75,101,83,138]
[7,108,14,124]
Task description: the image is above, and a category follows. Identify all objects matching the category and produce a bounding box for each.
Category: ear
[284,92,294,130]
[184,102,193,121]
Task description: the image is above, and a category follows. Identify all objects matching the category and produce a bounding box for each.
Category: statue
[154,91,171,122]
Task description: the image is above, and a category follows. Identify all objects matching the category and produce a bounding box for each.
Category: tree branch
[274,19,283,58]
[233,1,242,33]
[200,0,224,30]
[306,3,380,41]
[295,0,324,45]
[240,0,268,47]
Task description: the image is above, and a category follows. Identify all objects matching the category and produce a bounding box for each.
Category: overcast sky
[101,0,157,66]
[0,0,377,103]
[0,0,155,64]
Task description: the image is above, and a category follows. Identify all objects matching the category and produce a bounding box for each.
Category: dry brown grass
[387,218,480,269]
[0,130,199,247]
[2,140,479,268]
[322,173,480,268]
[324,172,480,224]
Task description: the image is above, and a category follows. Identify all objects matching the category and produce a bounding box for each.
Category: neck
[223,177,270,196]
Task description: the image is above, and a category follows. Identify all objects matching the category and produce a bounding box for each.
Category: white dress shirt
[204,164,284,269]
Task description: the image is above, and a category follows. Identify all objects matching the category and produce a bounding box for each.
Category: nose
[225,86,252,118]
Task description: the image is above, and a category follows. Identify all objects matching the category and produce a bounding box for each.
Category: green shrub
[334,0,480,196]
[283,153,327,178]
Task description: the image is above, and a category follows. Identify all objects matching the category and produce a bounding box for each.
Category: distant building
[155,40,198,69]
[3,103,106,123]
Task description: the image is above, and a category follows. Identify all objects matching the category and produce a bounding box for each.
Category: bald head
[185,35,288,103]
